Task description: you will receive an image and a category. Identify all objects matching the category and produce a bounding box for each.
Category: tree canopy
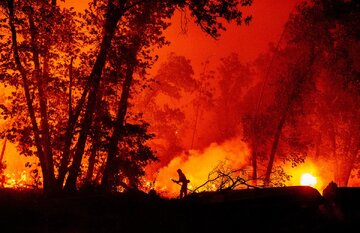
[0,0,253,193]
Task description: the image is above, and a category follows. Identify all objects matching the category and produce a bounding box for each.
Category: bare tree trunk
[64,1,124,192]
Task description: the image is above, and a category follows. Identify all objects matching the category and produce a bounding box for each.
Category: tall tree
[258,0,360,186]
[1,0,84,193]
[0,0,253,193]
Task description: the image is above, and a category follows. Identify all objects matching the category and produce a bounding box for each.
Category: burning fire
[152,138,334,198]
[0,140,38,189]
[154,137,251,198]
[1,171,31,189]
[300,173,317,187]
[285,160,329,192]
[0,139,335,194]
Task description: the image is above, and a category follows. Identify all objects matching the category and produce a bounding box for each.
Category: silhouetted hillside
[0,186,358,233]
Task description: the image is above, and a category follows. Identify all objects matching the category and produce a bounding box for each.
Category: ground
[0,186,358,233]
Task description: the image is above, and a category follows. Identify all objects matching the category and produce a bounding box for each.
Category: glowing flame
[300,173,317,187]
[1,170,33,189]
[154,137,250,198]
[284,159,327,192]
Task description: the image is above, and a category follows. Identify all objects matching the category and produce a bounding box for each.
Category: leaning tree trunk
[264,46,317,186]
[85,117,102,185]
[57,59,90,188]
[0,139,6,163]
[264,74,307,186]
[85,142,98,185]
[264,107,289,186]
[264,78,306,186]
[64,1,124,192]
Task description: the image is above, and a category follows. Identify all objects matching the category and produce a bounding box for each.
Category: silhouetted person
[172,169,190,199]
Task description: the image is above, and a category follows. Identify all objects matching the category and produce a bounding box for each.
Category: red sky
[68,0,299,72]
[153,0,299,73]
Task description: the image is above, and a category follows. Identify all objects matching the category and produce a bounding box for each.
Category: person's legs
[180,185,186,198]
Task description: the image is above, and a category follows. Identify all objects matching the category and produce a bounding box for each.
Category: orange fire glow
[300,173,317,187]
[284,160,330,192]
[3,171,28,189]
[0,140,38,190]
[154,137,251,198]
